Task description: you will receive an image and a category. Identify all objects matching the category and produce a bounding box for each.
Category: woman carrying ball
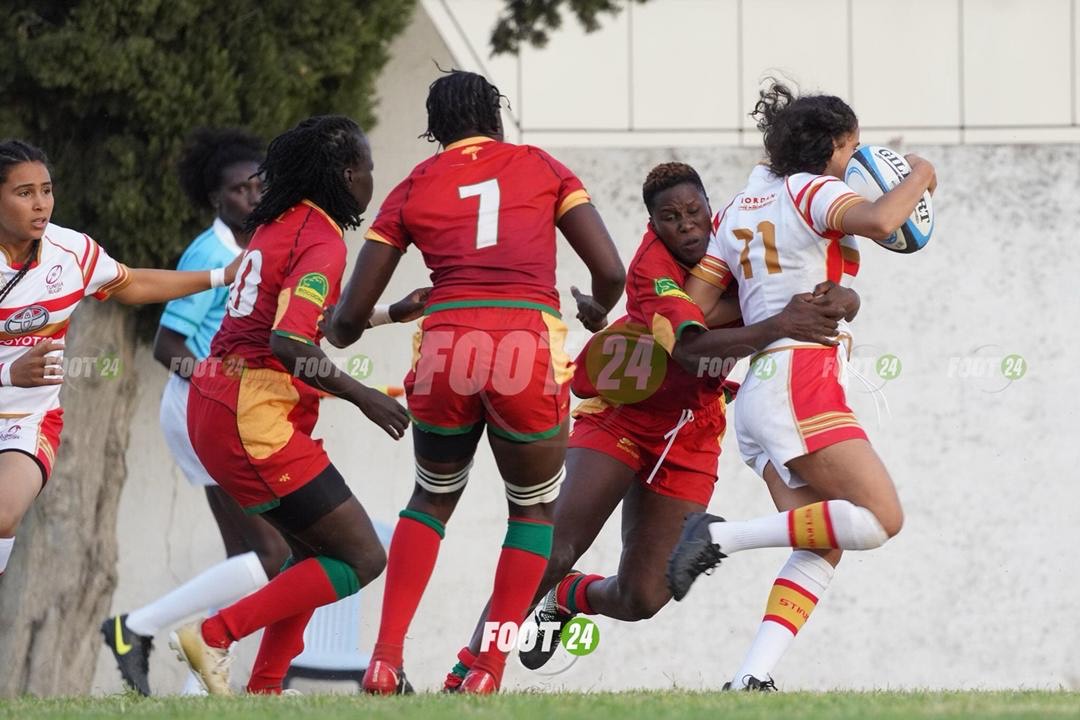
[668,81,936,690]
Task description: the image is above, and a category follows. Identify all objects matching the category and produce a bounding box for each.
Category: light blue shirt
[159,218,241,361]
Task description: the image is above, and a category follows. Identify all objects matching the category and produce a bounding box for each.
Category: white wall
[427,0,1080,146]
[95,2,1080,694]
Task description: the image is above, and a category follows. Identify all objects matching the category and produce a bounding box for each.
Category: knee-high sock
[709,500,888,554]
[246,609,315,694]
[126,551,267,637]
[200,556,358,648]
[371,509,445,668]
[473,518,554,684]
[730,550,835,687]
[0,536,13,575]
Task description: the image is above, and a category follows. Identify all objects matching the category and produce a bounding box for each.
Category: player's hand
[776,293,841,346]
[571,286,608,333]
[389,287,431,323]
[318,304,350,349]
[223,252,244,286]
[811,281,860,321]
[352,385,410,440]
[10,339,65,387]
[904,154,937,195]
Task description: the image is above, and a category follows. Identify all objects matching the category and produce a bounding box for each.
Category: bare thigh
[0,452,44,535]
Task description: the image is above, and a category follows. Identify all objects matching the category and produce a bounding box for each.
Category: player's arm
[840,155,936,240]
[559,204,625,331]
[268,333,407,440]
[152,327,197,377]
[320,240,407,348]
[813,281,860,322]
[111,254,241,305]
[670,294,847,375]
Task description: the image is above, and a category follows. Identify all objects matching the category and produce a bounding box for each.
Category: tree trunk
[0,301,137,697]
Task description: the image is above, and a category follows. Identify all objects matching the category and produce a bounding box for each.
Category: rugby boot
[667,512,727,601]
[101,614,153,696]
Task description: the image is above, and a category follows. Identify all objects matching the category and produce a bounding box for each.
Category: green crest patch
[653,277,692,302]
[294,273,329,306]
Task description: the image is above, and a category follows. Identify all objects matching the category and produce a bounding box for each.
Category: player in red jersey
[442,162,858,681]
[0,139,246,580]
[321,70,626,694]
[172,116,421,696]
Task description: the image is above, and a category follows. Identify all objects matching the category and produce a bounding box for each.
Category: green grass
[1,692,1078,720]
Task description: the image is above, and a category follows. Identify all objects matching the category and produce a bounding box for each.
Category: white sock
[0,536,13,574]
[731,551,835,688]
[708,500,888,554]
[126,551,268,637]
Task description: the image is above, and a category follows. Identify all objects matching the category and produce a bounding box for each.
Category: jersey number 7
[458,178,501,249]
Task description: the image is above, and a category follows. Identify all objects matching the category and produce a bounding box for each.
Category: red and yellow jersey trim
[555,189,591,221]
[689,255,733,290]
[301,200,344,239]
[364,228,397,247]
[444,136,497,152]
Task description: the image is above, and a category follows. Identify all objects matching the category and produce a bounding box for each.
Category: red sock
[201,557,350,648]
[371,510,445,668]
[245,609,315,694]
[555,572,603,615]
[472,518,554,684]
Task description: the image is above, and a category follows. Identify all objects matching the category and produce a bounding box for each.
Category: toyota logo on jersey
[4,305,50,335]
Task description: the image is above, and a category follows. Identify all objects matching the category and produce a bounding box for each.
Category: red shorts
[187,364,330,514]
[404,306,572,442]
[568,396,727,506]
[0,407,63,484]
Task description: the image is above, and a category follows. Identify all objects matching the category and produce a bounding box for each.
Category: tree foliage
[0,0,415,267]
[491,0,648,55]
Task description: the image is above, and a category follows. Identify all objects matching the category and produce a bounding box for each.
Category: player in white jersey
[0,139,241,581]
[667,82,936,689]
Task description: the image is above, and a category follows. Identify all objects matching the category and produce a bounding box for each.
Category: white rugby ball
[844,146,933,253]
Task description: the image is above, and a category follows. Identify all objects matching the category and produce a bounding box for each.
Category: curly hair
[751,80,858,177]
[422,70,505,146]
[642,162,708,213]
[177,128,263,211]
[245,116,368,231]
[0,139,50,304]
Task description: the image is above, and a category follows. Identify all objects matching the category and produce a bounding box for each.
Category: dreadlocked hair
[0,139,49,305]
[177,127,263,211]
[245,116,367,232]
[751,80,858,177]
[422,70,504,146]
[642,162,708,213]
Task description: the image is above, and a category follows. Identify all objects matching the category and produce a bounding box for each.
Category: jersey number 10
[458,178,501,249]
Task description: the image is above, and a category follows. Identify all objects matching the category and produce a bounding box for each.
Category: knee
[252,537,291,579]
[0,508,24,537]
[879,506,904,539]
[349,544,387,588]
[621,586,669,621]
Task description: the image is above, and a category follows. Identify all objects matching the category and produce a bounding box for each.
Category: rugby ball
[844,146,933,253]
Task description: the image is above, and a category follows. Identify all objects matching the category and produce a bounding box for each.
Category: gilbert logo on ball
[583,322,667,403]
[844,146,934,253]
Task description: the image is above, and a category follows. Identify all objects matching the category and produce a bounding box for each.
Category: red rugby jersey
[211,201,345,380]
[572,227,736,414]
[365,136,590,313]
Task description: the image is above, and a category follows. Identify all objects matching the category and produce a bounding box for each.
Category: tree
[490,0,648,55]
[0,0,414,696]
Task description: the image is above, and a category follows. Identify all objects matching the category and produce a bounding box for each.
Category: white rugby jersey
[0,223,130,415]
[693,165,864,349]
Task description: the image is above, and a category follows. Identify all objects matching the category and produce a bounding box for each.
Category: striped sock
[444,646,476,691]
[555,572,604,615]
[731,551,835,687]
[709,500,888,553]
[472,517,554,684]
[371,509,446,668]
[201,557,357,648]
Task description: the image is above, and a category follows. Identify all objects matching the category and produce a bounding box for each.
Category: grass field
[1,692,1077,720]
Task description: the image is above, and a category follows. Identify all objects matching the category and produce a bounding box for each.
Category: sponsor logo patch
[4,305,50,335]
[294,273,329,306]
[653,277,692,302]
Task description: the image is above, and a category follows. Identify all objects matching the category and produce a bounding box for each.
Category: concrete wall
[94,3,1080,694]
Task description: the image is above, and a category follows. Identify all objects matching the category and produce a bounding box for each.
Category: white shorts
[160,373,217,487]
[0,407,63,482]
[734,345,867,489]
